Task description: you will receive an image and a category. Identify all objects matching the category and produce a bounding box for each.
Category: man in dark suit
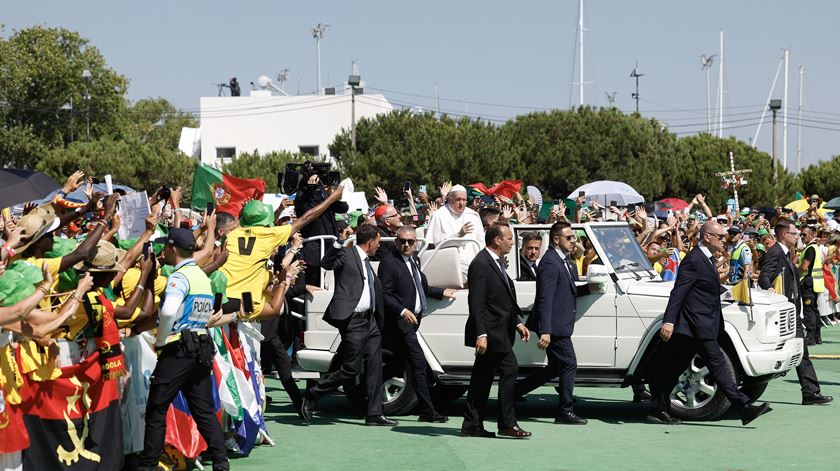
[461,223,532,439]
[301,224,398,426]
[517,231,542,281]
[517,222,592,424]
[649,221,772,426]
[379,225,458,423]
[758,220,832,405]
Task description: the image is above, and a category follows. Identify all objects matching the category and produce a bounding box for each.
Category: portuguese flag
[191,164,266,216]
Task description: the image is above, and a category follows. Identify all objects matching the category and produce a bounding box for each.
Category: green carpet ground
[220,328,840,471]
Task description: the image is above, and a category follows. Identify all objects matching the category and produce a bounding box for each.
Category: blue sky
[6,0,840,170]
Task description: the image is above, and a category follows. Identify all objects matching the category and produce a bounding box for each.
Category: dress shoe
[646,410,681,425]
[460,428,496,438]
[497,426,531,438]
[418,413,449,423]
[299,395,315,423]
[740,402,772,426]
[554,412,588,425]
[365,415,399,426]
[802,393,833,405]
[633,390,653,403]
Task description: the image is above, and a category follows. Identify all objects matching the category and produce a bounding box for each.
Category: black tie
[409,258,427,313]
[364,257,376,308]
[709,255,716,268]
[566,258,577,281]
[496,258,511,289]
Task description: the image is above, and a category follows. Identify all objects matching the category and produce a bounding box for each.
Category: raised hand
[62,170,85,194]
[439,181,452,197]
[374,186,388,205]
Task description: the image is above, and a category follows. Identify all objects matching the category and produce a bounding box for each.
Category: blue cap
[154,227,196,251]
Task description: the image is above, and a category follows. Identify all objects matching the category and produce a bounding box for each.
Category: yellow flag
[731,278,752,305]
[773,274,784,294]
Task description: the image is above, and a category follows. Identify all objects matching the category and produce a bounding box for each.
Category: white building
[182,89,394,167]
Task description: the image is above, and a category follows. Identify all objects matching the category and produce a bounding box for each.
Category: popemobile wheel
[668,350,736,421]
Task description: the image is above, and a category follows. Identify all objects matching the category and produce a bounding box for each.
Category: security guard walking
[139,228,229,471]
[798,226,824,345]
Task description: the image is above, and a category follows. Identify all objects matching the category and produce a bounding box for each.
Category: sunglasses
[562,235,577,241]
[396,238,416,245]
[708,233,727,241]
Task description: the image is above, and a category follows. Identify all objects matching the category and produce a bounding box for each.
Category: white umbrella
[567,180,644,207]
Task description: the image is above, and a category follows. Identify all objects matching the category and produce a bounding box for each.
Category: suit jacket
[464,249,523,352]
[372,226,398,262]
[320,244,385,329]
[378,246,444,323]
[518,255,538,281]
[296,184,350,268]
[662,246,727,340]
[758,242,802,317]
[525,248,590,337]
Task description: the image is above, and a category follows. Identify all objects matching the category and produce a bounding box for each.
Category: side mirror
[586,264,611,284]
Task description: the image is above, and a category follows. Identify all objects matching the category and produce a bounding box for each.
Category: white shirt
[425,204,485,276]
[477,249,522,339]
[403,255,423,314]
[554,247,574,280]
[354,245,373,312]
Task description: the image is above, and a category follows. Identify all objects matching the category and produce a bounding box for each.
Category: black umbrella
[0,169,61,209]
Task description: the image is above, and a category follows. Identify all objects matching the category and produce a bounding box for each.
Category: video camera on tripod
[279,161,341,194]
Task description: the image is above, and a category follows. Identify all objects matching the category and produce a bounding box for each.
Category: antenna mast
[782,49,789,170]
[578,0,585,106]
[797,65,804,173]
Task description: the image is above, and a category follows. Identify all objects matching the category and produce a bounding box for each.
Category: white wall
[198,93,394,166]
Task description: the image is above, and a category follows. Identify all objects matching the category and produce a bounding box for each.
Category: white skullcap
[449,184,467,194]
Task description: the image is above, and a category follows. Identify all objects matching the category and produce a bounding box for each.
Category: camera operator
[295,174,349,286]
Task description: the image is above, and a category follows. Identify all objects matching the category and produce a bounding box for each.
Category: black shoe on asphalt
[365,415,399,426]
[740,402,772,426]
[554,412,588,425]
[300,395,314,423]
[418,413,449,423]
[460,428,496,438]
[633,390,653,403]
[802,393,833,405]
[646,410,681,425]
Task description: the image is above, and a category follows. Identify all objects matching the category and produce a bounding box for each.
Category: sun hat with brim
[240,200,274,227]
[756,228,770,237]
[74,240,126,272]
[15,205,61,253]
[0,261,44,307]
[755,243,767,253]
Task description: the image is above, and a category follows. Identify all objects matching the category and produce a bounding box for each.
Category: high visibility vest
[164,262,214,345]
[729,242,749,284]
[799,243,825,293]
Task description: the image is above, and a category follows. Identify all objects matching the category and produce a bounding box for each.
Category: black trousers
[139,340,228,469]
[650,333,749,413]
[462,350,519,432]
[261,336,303,409]
[514,336,577,414]
[802,292,821,342]
[394,317,437,416]
[307,312,383,417]
[794,320,821,396]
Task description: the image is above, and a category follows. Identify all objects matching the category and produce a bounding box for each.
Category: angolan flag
[19,351,123,470]
[191,164,266,216]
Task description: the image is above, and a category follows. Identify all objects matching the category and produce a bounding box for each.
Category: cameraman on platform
[296,174,349,286]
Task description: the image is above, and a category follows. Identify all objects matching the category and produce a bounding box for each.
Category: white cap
[279,207,295,219]
[449,184,467,194]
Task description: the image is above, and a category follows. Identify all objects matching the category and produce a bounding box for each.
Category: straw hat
[74,240,126,272]
[15,205,60,253]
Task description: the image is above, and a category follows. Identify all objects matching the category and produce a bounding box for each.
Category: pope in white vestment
[424,185,485,281]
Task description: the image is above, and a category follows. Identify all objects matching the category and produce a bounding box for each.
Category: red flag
[469,180,522,199]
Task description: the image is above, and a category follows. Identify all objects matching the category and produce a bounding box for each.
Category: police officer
[139,228,229,471]
[799,226,824,345]
[727,226,753,284]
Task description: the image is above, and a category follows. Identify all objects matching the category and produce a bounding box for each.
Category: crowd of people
[0,169,836,468]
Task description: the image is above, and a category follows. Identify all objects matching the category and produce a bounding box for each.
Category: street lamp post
[769,99,782,182]
[82,69,92,141]
[348,74,361,151]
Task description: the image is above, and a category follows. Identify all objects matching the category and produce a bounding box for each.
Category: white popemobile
[297,222,803,420]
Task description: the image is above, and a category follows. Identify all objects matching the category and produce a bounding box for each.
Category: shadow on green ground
[212,328,840,471]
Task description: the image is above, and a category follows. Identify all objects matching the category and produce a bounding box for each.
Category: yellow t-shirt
[115,267,167,327]
[25,256,62,310]
[220,225,291,304]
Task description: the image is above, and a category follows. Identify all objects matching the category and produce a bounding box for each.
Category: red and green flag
[191,164,266,216]
[469,180,522,199]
